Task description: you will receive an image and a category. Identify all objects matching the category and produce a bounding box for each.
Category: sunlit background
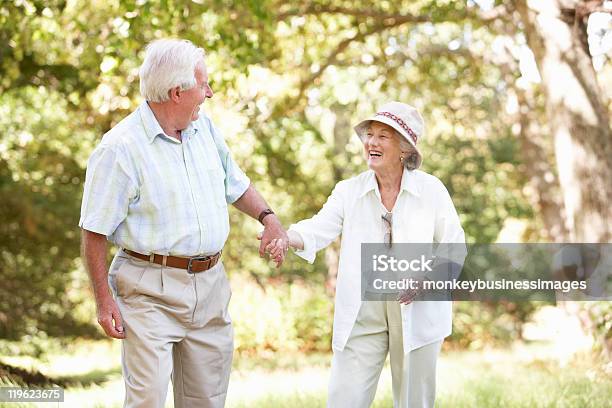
[1,0,611,406]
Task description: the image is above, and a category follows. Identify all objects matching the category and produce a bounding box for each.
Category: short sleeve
[79,144,138,236]
[208,122,250,204]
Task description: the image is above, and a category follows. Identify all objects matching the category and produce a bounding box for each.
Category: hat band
[375,111,418,144]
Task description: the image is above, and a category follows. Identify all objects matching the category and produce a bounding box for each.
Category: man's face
[177,61,213,128]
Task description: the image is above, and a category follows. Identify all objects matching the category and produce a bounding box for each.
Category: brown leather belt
[123,249,221,273]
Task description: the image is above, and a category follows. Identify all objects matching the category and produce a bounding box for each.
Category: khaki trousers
[109,250,233,408]
[328,301,442,408]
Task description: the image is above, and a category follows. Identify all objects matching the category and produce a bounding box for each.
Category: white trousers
[328,301,442,408]
[109,251,233,408]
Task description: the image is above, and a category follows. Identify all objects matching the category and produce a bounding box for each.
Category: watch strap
[258,208,275,224]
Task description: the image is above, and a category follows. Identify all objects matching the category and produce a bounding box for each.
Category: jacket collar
[359,168,421,199]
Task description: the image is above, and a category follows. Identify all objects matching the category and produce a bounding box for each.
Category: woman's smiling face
[363,121,403,173]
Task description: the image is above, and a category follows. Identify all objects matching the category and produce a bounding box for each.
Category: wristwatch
[258,208,275,225]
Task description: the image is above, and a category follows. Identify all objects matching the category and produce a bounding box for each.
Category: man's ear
[169,86,181,103]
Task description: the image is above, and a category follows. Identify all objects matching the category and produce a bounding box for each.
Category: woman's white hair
[396,131,421,170]
[139,39,206,103]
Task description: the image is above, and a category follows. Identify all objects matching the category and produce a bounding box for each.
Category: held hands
[256,232,287,267]
[257,216,289,268]
[257,229,304,268]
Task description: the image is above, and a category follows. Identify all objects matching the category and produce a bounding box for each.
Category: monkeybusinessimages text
[370,255,587,294]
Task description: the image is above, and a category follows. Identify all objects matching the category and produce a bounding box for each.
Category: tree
[2,0,607,348]
[0,0,277,338]
[515,0,611,243]
[514,0,612,358]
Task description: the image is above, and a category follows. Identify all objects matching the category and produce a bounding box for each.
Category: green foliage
[230,277,333,353]
[0,0,275,339]
[448,301,542,349]
[581,302,612,358]
[0,0,570,347]
[0,87,97,339]
[422,132,532,243]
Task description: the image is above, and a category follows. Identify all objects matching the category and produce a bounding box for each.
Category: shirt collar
[138,101,198,144]
[359,168,421,199]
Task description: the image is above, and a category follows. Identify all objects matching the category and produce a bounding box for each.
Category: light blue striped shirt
[79,102,250,256]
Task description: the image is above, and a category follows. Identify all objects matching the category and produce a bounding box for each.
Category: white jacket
[290,168,466,352]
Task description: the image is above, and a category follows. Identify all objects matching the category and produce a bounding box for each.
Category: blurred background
[0,0,610,406]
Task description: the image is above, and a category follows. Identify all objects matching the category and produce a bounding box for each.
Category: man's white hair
[139,39,206,103]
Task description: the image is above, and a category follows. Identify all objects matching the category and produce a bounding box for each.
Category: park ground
[1,338,611,408]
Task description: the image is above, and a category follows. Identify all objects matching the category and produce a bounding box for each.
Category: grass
[1,340,611,407]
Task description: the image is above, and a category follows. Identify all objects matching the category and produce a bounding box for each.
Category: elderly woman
[267,102,465,407]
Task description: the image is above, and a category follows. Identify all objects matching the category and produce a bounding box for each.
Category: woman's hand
[257,231,288,267]
[397,277,425,305]
[257,230,305,267]
[266,238,288,264]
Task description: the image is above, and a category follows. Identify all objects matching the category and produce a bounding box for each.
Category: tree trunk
[516,88,569,242]
[324,104,354,294]
[516,0,612,243]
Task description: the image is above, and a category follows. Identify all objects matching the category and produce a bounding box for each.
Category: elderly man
[79,39,288,408]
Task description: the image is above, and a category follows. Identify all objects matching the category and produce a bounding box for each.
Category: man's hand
[258,215,288,267]
[81,229,125,339]
[96,294,125,339]
[231,185,289,266]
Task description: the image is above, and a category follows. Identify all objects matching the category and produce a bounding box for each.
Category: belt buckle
[187,255,209,273]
